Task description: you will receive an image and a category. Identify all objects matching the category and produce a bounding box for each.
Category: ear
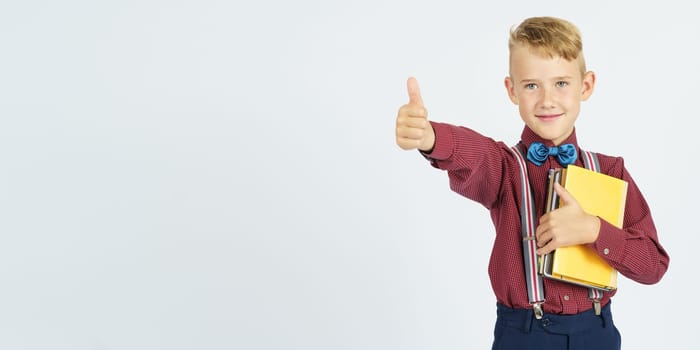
[504,76,518,105]
[581,71,596,101]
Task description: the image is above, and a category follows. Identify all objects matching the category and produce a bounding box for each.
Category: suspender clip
[532,302,544,320]
[592,299,601,316]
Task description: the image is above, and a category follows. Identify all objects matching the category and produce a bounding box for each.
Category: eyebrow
[519,76,574,84]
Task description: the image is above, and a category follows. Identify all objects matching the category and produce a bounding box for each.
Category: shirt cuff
[420,121,454,161]
[592,219,626,263]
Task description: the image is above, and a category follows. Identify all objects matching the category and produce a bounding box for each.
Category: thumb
[554,182,579,207]
[407,77,424,106]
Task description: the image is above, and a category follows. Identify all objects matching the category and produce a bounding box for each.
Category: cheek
[518,103,533,118]
[517,95,537,108]
[562,93,582,107]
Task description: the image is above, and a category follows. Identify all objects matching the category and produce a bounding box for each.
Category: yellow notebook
[540,165,628,291]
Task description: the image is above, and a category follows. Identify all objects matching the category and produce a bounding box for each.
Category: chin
[534,125,572,140]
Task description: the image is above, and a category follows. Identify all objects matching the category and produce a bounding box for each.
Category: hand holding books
[535,182,603,256]
[539,165,628,291]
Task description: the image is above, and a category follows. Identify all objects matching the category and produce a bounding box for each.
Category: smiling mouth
[536,113,563,121]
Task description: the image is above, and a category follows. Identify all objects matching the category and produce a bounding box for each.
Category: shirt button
[564,295,570,301]
[603,248,610,255]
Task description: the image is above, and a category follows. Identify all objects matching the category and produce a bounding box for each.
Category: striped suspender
[510,145,545,319]
[581,150,604,315]
[510,145,604,318]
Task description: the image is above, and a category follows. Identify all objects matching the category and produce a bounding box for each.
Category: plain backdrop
[0,1,696,349]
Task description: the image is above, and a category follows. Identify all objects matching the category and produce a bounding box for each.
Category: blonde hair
[508,17,586,74]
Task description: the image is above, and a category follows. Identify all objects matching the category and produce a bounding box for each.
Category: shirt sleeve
[420,121,508,209]
[591,158,670,285]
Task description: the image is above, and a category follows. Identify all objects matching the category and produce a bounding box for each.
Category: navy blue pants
[491,303,621,350]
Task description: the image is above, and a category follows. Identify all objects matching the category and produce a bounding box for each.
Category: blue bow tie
[526,142,577,167]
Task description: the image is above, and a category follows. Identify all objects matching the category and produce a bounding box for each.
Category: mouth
[536,113,563,122]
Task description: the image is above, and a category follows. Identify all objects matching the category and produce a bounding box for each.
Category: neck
[551,128,575,146]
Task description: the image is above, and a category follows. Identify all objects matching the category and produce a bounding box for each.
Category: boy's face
[504,45,595,145]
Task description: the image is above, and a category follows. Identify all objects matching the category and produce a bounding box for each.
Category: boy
[395,17,669,349]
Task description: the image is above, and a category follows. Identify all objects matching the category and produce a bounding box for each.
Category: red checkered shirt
[423,122,670,314]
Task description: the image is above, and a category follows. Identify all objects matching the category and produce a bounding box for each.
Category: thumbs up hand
[396,77,435,151]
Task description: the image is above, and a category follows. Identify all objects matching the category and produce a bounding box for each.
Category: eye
[556,81,569,88]
[525,83,538,90]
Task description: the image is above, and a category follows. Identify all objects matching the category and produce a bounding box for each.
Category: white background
[0,1,695,349]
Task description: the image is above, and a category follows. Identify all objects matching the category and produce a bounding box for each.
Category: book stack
[539,165,628,291]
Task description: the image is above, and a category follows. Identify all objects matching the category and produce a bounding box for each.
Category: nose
[540,87,556,109]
